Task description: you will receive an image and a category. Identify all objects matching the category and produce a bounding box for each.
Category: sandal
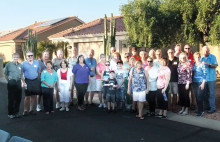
[140,116,144,120]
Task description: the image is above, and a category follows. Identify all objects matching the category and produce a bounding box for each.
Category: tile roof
[0,16,83,41]
[49,15,126,39]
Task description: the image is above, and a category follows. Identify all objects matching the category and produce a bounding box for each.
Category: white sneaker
[178,110,184,114]
[56,103,61,109]
[66,107,69,112]
[98,104,103,108]
[103,104,107,108]
[36,105,42,112]
[59,107,65,111]
[182,111,188,115]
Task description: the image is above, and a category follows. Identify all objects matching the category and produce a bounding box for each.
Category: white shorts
[133,91,146,102]
[87,76,96,92]
[96,79,102,91]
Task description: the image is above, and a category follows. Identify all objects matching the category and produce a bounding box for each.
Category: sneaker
[29,110,37,115]
[161,115,167,119]
[36,105,42,112]
[98,104,103,108]
[66,107,70,112]
[56,103,61,109]
[60,107,65,111]
[155,114,163,118]
[14,113,21,118]
[8,115,15,119]
[208,109,216,114]
[178,110,184,114]
[23,111,28,116]
[103,104,107,108]
[196,112,204,117]
[181,111,188,115]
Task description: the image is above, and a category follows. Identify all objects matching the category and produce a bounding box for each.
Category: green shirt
[4,62,23,80]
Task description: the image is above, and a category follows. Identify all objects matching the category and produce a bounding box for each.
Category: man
[184,44,196,110]
[201,46,218,113]
[67,46,78,106]
[131,47,141,61]
[36,50,49,112]
[4,53,23,119]
[85,49,97,105]
[174,44,182,58]
[108,47,121,61]
[52,49,64,109]
[22,51,41,116]
[167,49,179,112]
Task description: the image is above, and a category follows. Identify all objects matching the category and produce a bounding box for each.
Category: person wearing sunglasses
[145,57,158,116]
[184,44,196,111]
[21,51,41,116]
[96,54,106,108]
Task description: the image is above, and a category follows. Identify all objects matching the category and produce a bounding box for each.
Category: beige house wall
[0,41,16,61]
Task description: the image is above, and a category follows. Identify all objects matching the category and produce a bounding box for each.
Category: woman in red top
[57,60,73,112]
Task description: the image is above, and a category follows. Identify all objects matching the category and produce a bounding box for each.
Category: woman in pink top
[155,59,171,119]
[96,54,106,108]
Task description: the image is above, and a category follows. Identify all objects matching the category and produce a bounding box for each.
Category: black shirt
[167,57,179,82]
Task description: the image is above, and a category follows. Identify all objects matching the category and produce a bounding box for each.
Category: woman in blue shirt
[192,52,207,117]
[41,61,58,114]
[72,55,90,111]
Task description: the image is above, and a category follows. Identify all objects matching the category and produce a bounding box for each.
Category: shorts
[133,91,146,102]
[168,82,178,94]
[87,76,96,92]
[106,93,116,103]
[96,79,102,91]
[25,78,40,96]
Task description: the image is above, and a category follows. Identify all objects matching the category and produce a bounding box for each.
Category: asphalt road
[1,82,220,142]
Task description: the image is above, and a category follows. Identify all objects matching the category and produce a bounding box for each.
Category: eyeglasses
[185,48,190,50]
[105,64,110,66]
[168,52,174,54]
[27,55,33,57]
[147,60,153,62]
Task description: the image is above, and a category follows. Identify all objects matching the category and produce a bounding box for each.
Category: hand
[185,84,189,90]
[146,89,149,94]
[117,86,120,90]
[127,90,130,95]
[161,88,166,94]
[202,61,209,65]
[200,83,205,90]
[23,82,27,87]
[48,85,53,88]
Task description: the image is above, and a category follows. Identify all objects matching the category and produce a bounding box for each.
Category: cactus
[22,29,38,60]
[103,13,116,58]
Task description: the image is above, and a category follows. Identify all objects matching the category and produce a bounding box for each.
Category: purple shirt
[72,63,90,83]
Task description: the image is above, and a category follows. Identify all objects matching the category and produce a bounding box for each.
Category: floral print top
[131,67,147,92]
[177,62,192,84]
[157,66,171,89]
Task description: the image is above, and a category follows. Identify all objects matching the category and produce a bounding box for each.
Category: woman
[128,57,136,112]
[128,60,149,120]
[149,49,156,60]
[192,52,207,117]
[154,49,163,68]
[110,52,120,71]
[72,55,90,111]
[41,61,58,114]
[96,54,106,108]
[57,60,73,112]
[156,59,171,119]
[140,51,148,69]
[177,53,192,115]
[145,57,159,116]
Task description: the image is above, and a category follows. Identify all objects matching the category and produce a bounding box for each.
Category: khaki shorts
[168,82,178,94]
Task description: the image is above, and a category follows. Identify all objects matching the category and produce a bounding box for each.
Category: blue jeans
[116,87,125,109]
[193,82,205,114]
[204,81,216,110]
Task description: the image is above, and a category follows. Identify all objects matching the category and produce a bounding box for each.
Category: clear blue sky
[0,0,128,31]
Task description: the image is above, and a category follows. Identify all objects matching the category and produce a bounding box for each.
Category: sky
[0,0,128,31]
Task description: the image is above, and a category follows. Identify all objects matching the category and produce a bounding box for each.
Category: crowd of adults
[4,44,218,120]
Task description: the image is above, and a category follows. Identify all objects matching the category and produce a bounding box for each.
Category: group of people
[4,44,218,120]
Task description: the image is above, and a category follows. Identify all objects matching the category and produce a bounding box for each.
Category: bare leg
[138,102,144,117]
[30,95,35,111]
[85,92,89,105]
[98,91,102,104]
[89,91,94,104]
[24,96,30,112]
[37,95,41,105]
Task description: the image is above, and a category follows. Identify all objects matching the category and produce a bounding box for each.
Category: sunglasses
[147,60,153,62]
[185,48,190,50]
[105,64,110,66]
[27,55,33,57]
